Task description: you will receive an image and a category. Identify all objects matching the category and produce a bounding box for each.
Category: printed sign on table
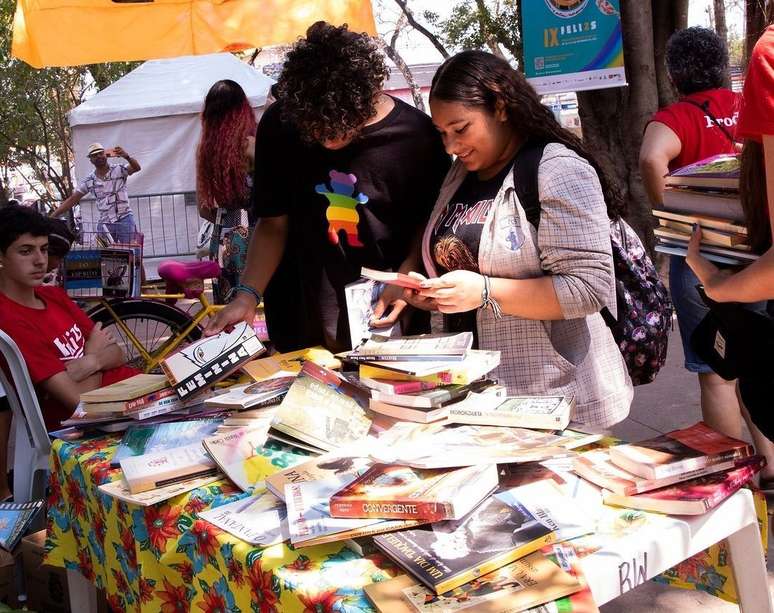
[523,0,627,95]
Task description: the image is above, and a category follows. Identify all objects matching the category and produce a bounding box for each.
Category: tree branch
[393,0,450,58]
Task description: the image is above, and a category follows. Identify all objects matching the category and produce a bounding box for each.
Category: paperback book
[243,346,341,382]
[373,490,556,594]
[358,350,500,383]
[98,474,221,506]
[608,421,754,480]
[119,442,220,494]
[664,153,740,190]
[0,500,44,551]
[100,248,134,297]
[198,489,288,546]
[83,386,177,414]
[274,361,372,452]
[347,332,473,362]
[329,463,499,521]
[447,394,574,430]
[602,455,764,515]
[111,418,222,467]
[660,188,743,222]
[359,378,440,395]
[63,249,102,295]
[344,278,400,348]
[284,476,421,547]
[572,448,738,496]
[364,550,580,613]
[651,209,747,235]
[360,267,424,290]
[204,376,294,411]
[202,423,274,492]
[80,373,169,404]
[367,399,452,424]
[369,380,496,409]
[161,322,265,400]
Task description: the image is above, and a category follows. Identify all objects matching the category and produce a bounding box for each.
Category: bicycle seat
[158,260,220,283]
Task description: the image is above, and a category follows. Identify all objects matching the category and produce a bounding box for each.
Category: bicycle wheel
[87,299,203,371]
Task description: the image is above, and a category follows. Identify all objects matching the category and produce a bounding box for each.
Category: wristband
[479,275,503,319]
[227,283,262,305]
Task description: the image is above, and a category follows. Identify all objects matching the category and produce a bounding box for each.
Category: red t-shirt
[0,286,137,429]
[649,88,739,170]
[737,26,774,142]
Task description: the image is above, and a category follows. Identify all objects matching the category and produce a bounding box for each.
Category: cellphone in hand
[105,148,117,157]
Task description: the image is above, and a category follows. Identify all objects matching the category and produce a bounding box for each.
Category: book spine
[127,398,181,420]
[125,388,176,411]
[348,354,465,362]
[329,498,452,521]
[387,381,438,394]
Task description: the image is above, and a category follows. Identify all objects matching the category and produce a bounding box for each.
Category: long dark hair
[429,50,625,219]
[197,79,257,210]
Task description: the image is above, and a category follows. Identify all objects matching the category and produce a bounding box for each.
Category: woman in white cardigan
[405,51,632,428]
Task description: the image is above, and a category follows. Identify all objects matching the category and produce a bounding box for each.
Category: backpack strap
[682,98,736,145]
[511,140,548,230]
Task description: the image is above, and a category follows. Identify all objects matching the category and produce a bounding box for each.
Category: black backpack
[512,141,673,386]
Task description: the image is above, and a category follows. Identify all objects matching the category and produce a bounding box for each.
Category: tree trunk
[377,38,426,112]
[714,0,729,42]
[577,0,689,250]
[745,0,771,66]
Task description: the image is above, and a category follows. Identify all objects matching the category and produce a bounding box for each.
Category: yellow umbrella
[12,0,377,68]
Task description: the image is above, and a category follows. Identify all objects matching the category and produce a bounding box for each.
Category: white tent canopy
[69,53,274,196]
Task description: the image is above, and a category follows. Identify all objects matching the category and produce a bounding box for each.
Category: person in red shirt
[639,27,750,444]
[0,206,137,498]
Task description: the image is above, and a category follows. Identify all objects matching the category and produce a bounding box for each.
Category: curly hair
[196,79,257,211]
[430,50,625,219]
[276,21,389,144]
[666,27,728,95]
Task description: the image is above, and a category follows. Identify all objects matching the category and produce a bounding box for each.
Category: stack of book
[572,422,763,514]
[654,153,757,265]
[76,374,181,423]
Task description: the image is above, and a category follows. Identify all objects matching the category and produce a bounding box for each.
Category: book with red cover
[608,422,753,480]
[360,267,423,290]
[329,463,498,521]
[602,456,764,515]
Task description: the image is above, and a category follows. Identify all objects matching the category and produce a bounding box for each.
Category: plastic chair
[0,329,50,504]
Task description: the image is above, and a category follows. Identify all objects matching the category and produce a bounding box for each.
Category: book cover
[274,361,372,452]
[344,278,400,348]
[572,448,739,496]
[602,455,764,515]
[161,322,265,400]
[608,421,754,479]
[367,399,451,424]
[202,422,274,492]
[266,431,327,456]
[100,248,133,297]
[358,350,500,383]
[370,425,569,469]
[329,463,499,521]
[364,550,580,613]
[119,442,220,494]
[265,445,373,501]
[63,249,102,294]
[243,346,341,382]
[360,267,424,290]
[98,474,220,506]
[112,418,222,467]
[497,462,567,489]
[204,376,294,410]
[665,153,740,190]
[198,490,288,546]
[448,395,574,430]
[373,491,556,594]
[539,542,600,613]
[0,500,44,551]
[370,380,495,409]
[80,373,169,404]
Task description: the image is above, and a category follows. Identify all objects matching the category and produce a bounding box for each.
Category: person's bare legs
[0,407,12,500]
[699,372,743,438]
[738,389,774,483]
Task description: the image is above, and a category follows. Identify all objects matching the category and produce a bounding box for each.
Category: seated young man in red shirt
[0,206,137,493]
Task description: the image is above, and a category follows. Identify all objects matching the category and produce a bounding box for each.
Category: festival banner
[522,0,627,95]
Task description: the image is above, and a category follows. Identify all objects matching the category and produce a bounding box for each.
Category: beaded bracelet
[480,275,503,319]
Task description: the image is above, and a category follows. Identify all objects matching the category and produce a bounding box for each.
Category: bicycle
[85,260,225,372]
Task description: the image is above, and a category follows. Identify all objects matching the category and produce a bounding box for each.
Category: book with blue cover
[111,418,222,467]
[0,500,44,551]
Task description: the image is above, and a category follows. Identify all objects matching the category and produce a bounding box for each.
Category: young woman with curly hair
[196,79,257,302]
[206,21,450,352]
[407,50,632,427]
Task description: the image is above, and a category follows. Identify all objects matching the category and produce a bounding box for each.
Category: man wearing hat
[52,143,141,242]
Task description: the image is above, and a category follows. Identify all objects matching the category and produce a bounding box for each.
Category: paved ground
[597,328,774,611]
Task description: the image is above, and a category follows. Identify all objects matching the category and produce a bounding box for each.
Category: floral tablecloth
[44,435,397,613]
[45,435,768,612]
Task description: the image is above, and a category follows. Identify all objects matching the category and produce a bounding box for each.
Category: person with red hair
[196,79,258,302]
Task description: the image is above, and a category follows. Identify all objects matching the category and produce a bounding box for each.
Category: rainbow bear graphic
[315,170,368,247]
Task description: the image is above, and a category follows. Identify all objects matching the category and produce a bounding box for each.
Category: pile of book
[571,422,763,515]
[654,153,757,266]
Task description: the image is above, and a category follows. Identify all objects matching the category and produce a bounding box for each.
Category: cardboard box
[22,530,69,613]
[0,547,19,608]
